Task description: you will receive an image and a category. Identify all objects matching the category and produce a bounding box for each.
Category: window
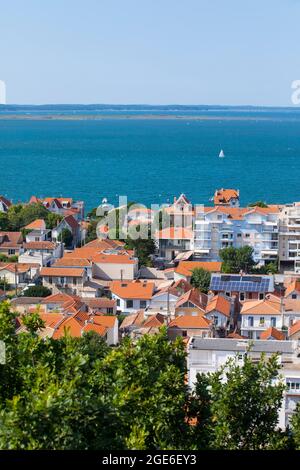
[126,300,133,309]
[225,292,230,297]
[8,249,15,255]
[107,308,113,314]
[237,233,242,238]
[271,317,276,327]
[259,293,264,300]
[292,294,297,299]
[214,315,219,325]
[182,331,187,337]
[259,317,265,326]
[140,300,147,309]
[60,277,65,285]
[116,299,120,307]
[248,316,254,327]
[73,277,77,285]
[245,233,250,238]
[240,292,245,301]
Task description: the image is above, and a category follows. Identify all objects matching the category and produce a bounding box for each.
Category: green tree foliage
[23,285,52,298]
[125,224,156,267]
[0,302,297,450]
[248,201,268,208]
[190,268,211,293]
[58,228,73,247]
[46,212,63,229]
[189,353,289,450]
[220,246,257,273]
[0,213,10,231]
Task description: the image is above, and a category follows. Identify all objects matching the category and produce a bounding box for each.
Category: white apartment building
[187,336,299,430]
[194,206,279,266]
[278,203,300,273]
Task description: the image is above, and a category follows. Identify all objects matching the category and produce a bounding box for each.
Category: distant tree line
[0,203,62,232]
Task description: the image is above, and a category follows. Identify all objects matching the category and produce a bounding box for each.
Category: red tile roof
[214,189,239,205]
[25,219,46,230]
[111,280,155,300]
[289,320,300,338]
[175,261,222,277]
[176,288,207,310]
[23,241,56,250]
[0,232,23,247]
[40,267,84,277]
[143,313,165,328]
[206,295,231,318]
[169,315,211,329]
[260,327,285,341]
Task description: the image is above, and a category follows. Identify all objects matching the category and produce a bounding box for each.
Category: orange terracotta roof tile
[175,261,222,277]
[241,298,281,315]
[169,315,211,329]
[143,313,165,328]
[25,219,46,230]
[120,310,145,329]
[92,253,136,264]
[53,257,91,267]
[206,295,231,317]
[289,320,300,337]
[176,288,207,310]
[285,280,300,298]
[24,241,56,250]
[260,327,285,341]
[214,189,239,205]
[110,280,155,300]
[40,267,84,277]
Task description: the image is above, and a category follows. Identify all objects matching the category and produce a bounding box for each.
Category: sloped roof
[143,313,165,328]
[169,315,211,329]
[110,280,155,299]
[289,320,300,337]
[120,310,145,329]
[40,267,84,277]
[260,327,285,341]
[175,261,222,277]
[25,219,46,230]
[240,298,281,315]
[176,288,207,310]
[206,295,231,317]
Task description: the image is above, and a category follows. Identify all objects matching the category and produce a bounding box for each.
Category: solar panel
[210,275,270,293]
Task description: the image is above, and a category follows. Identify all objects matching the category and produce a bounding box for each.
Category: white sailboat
[219,149,225,158]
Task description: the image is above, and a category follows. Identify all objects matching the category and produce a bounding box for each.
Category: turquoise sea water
[0,106,300,210]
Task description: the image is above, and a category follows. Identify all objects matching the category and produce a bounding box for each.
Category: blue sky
[1,0,299,105]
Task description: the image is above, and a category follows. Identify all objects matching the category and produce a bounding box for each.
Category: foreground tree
[190,268,211,293]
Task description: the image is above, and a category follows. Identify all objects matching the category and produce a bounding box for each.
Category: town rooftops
[289,320,300,338]
[240,298,281,315]
[210,273,274,293]
[169,315,211,329]
[175,261,222,277]
[189,337,297,354]
[40,267,85,277]
[53,257,91,267]
[206,294,231,317]
[110,280,155,299]
[214,189,239,205]
[285,280,300,298]
[176,288,207,310]
[260,327,285,341]
[0,232,23,247]
[23,241,56,250]
[25,219,46,230]
[0,262,39,274]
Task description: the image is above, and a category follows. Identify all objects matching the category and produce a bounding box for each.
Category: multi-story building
[278,203,300,273]
[194,206,280,266]
[187,336,299,430]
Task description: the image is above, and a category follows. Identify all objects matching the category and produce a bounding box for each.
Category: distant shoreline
[0,114,291,121]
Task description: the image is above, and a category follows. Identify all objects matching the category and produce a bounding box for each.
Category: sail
[219,149,225,158]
